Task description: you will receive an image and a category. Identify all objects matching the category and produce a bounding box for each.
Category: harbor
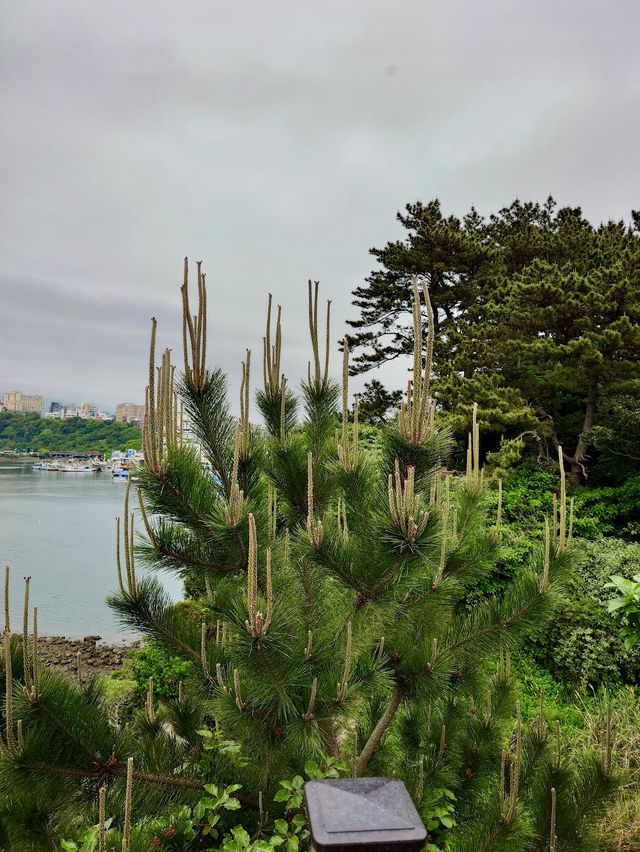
[0,459,181,638]
[32,448,144,477]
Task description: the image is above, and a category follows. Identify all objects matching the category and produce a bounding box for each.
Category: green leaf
[232,827,251,846]
[275,819,288,836]
[274,790,290,802]
[286,836,299,852]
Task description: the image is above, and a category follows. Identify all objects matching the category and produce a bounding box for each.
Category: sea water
[0,462,182,640]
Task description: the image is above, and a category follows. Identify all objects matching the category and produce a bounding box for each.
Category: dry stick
[303,677,317,721]
[307,281,320,385]
[122,756,133,852]
[115,517,125,595]
[98,786,106,852]
[323,299,331,386]
[201,622,209,677]
[4,630,14,750]
[22,576,32,695]
[339,622,352,701]
[418,278,435,429]
[147,318,158,472]
[265,294,273,389]
[123,477,131,590]
[4,565,9,632]
[355,683,405,776]
[32,606,39,698]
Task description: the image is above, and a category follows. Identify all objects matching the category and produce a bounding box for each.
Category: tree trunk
[570,378,598,488]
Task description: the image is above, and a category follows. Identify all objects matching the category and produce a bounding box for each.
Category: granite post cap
[304,778,427,852]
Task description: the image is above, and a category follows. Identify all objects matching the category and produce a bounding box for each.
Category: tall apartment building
[2,391,44,413]
[115,402,145,423]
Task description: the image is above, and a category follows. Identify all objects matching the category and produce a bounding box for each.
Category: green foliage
[572,476,640,541]
[0,262,619,851]
[0,411,141,455]
[586,380,640,483]
[530,539,640,688]
[606,573,640,651]
[356,379,403,424]
[127,643,192,700]
[348,197,640,483]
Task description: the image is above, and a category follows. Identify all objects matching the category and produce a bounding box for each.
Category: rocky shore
[39,636,140,681]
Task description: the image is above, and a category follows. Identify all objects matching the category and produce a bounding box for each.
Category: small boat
[37,461,60,471]
[58,463,93,472]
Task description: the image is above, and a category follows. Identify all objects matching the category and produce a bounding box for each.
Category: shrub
[530,539,640,688]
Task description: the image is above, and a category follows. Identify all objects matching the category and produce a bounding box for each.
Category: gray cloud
[1,0,638,411]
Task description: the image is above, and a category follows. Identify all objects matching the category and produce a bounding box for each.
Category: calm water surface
[0,462,182,640]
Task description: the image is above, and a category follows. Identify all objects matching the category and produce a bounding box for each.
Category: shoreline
[39,635,140,681]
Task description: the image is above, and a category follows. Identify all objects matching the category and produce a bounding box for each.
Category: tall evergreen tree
[348,199,640,483]
[0,263,615,850]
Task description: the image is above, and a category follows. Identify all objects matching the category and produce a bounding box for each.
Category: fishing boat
[58,462,93,472]
[34,461,60,471]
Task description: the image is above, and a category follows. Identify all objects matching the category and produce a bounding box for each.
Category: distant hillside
[0,411,142,456]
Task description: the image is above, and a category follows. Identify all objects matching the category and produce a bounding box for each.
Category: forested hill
[0,411,142,456]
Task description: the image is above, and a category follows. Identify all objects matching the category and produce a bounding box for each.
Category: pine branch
[355,682,405,775]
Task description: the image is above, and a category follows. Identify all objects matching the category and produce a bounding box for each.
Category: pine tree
[348,199,640,484]
[0,263,616,850]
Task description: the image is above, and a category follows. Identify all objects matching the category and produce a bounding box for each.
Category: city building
[2,391,44,413]
[115,402,145,424]
[77,402,99,419]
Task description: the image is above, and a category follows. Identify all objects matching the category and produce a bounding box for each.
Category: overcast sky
[1,0,639,413]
